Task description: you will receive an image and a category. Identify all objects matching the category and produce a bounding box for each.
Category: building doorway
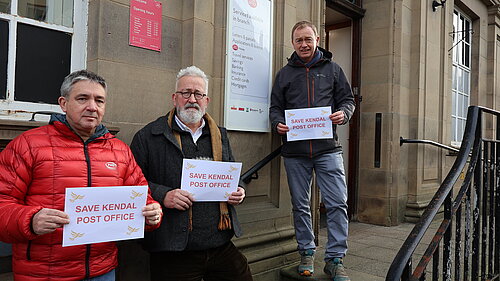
[325,0,364,219]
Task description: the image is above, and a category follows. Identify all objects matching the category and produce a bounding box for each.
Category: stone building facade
[357,0,500,226]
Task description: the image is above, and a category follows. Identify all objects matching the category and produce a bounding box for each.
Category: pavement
[0,221,438,281]
[281,220,439,281]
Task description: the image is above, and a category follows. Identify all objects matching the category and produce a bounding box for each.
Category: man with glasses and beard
[131,66,253,281]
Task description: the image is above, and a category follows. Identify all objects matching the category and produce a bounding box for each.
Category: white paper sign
[63,186,148,247]
[285,107,333,142]
[180,159,242,201]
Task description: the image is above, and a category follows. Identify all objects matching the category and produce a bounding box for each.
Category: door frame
[325,0,365,220]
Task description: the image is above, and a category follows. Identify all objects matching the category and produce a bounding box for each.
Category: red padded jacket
[0,117,159,281]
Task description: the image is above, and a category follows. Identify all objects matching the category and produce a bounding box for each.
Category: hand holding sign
[142,202,162,225]
[32,208,70,235]
[227,187,246,205]
[276,123,289,135]
[330,110,345,125]
[164,189,194,210]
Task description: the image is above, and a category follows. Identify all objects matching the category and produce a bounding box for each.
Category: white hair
[175,66,209,95]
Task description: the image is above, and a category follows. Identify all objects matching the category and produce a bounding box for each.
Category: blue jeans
[284,151,349,260]
[82,269,115,281]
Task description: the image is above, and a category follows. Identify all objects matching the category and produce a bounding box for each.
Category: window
[0,20,7,100]
[451,10,472,145]
[0,0,86,119]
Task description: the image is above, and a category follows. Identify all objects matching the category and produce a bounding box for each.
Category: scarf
[167,108,232,231]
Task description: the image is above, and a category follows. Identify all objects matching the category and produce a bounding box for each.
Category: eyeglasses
[294,37,315,44]
[175,91,207,100]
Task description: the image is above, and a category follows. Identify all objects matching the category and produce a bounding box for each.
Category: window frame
[0,0,87,120]
[451,9,472,147]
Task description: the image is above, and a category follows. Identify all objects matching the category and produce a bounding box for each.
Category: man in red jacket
[0,70,162,281]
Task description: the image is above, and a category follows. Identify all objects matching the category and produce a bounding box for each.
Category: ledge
[0,119,120,150]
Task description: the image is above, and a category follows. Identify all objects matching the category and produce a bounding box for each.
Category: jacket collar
[49,113,110,142]
[150,112,184,152]
[288,46,332,67]
[150,114,171,136]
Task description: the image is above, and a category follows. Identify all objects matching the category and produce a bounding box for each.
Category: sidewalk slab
[280,221,431,281]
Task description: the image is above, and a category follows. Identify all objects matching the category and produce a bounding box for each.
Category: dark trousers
[149,242,253,281]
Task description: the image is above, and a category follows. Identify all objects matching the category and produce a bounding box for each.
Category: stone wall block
[357,196,391,226]
[99,0,182,70]
[87,0,100,61]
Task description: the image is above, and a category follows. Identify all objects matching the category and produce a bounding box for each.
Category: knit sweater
[173,122,233,250]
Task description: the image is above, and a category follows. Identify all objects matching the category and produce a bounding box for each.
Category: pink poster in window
[129,0,162,51]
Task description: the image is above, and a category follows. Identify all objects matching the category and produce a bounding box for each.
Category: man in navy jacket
[269,21,355,281]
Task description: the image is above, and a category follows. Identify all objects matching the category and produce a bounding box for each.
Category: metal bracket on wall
[448,29,473,52]
[374,113,381,168]
[29,111,59,121]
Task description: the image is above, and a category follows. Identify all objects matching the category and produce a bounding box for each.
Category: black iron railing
[387,106,500,281]
[240,145,282,184]
[400,137,460,153]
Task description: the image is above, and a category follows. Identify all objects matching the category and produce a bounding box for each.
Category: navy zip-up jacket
[269,47,355,158]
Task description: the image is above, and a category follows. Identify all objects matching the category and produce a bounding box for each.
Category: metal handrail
[240,146,282,184]
[400,137,459,153]
[386,106,481,280]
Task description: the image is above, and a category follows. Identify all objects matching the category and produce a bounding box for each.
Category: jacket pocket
[314,73,334,98]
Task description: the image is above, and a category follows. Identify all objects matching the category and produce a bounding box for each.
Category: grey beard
[177,104,204,125]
